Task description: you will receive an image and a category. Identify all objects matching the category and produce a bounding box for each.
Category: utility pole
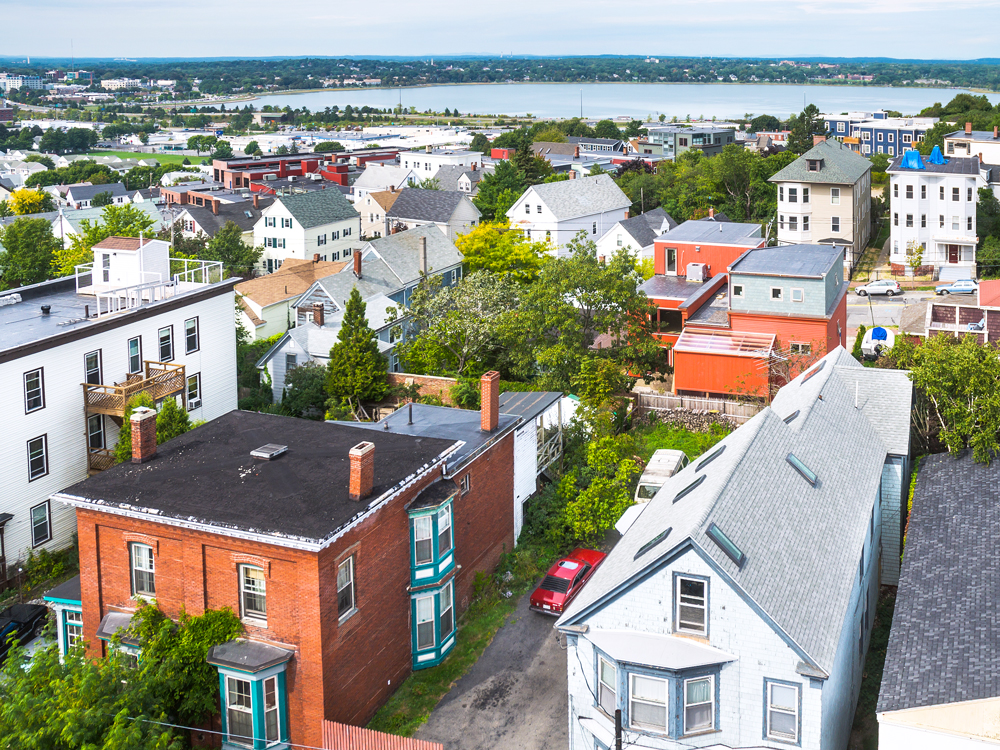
[615,709,622,750]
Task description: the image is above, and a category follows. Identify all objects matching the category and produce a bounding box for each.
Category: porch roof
[673,329,775,358]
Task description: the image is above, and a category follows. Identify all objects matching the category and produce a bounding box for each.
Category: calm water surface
[232,83,1000,119]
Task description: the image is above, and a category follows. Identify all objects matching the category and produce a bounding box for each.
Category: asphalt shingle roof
[182,196,275,235]
[66,182,128,201]
[769,139,873,185]
[515,174,631,222]
[657,219,762,246]
[615,208,678,249]
[877,451,1000,714]
[386,188,477,224]
[277,189,359,230]
[363,224,463,284]
[433,164,482,192]
[730,244,844,278]
[559,347,913,675]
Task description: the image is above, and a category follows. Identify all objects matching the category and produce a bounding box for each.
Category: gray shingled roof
[387,188,478,224]
[66,182,128,201]
[433,164,482,192]
[515,174,631,222]
[277,189,359,230]
[877,451,1000,714]
[657,219,762,246]
[769,139,873,185]
[614,208,678,249]
[364,225,462,284]
[181,196,274,236]
[559,347,913,675]
[730,244,844,278]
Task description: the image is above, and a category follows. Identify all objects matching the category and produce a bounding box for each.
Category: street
[847,290,933,330]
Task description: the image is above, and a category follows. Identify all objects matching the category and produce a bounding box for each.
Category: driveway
[847,290,934,330]
[414,591,568,750]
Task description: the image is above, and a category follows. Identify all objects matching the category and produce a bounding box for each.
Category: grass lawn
[85,151,204,166]
[637,421,730,462]
[850,586,897,750]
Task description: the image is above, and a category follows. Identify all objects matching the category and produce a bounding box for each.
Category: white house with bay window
[253,189,361,274]
[0,236,237,589]
[557,347,912,750]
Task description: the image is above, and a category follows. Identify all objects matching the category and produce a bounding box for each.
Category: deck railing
[636,392,763,423]
[83,361,186,416]
[87,449,116,473]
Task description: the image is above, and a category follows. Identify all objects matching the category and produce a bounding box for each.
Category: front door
[948,244,959,264]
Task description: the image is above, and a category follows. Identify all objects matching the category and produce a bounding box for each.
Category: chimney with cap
[353,248,362,278]
[312,302,324,326]
[480,371,500,433]
[130,406,157,464]
[348,442,375,501]
[966,121,973,135]
[419,236,427,275]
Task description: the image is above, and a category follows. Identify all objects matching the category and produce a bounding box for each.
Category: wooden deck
[83,361,186,417]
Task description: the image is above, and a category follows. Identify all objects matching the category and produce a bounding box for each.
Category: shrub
[853,324,867,362]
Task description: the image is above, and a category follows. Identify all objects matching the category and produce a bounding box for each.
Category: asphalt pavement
[414,590,568,750]
[847,290,933,330]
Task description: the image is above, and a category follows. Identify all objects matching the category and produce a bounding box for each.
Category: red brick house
[53,374,516,750]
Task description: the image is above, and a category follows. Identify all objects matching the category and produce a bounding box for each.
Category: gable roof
[613,208,678,249]
[769,139,873,185]
[66,182,128,201]
[274,189,359,229]
[363,224,463,284]
[386,188,479,224]
[353,165,415,191]
[559,347,913,675]
[433,164,483,192]
[367,190,401,212]
[514,174,631,222]
[877,451,1000,714]
[181,196,275,236]
[235,257,348,308]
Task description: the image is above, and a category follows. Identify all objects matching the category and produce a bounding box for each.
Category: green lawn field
[85,151,204,165]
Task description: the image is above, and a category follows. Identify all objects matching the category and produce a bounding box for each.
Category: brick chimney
[130,406,157,464]
[813,135,826,145]
[419,236,427,275]
[211,199,219,216]
[568,169,577,180]
[348,442,375,501]
[312,302,324,326]
[708,207,715,219]
[313,253,320,263]
[480,371,500,433]
[574,145,580,158]
[426,144,432,153]
[966,121,973,135]
[353,248,362,277]
[252,193,259,209]
[471,163,477,171]
[994,126,998,139]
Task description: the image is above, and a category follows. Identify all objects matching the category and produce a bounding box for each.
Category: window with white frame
[27,436,48,481]
[263,675,280,743]
[317,234,327,245]
[788,188,797,203]
[779,215,785,230]
[831,216,841,233]
[130,543,155,597]
[630,673,667,732]
[524,204,530,214]
[285,353,297,372]
[779,186,784,202]
[906,214,914,227]
[265,216,275,227]
[65,610,83,650]
[903,133,912,143]
[88,414,105,450]
[185,318,199,354]
[413,515,433,565]
[802,216,809,231]
[791,288,804,302]
[771,287,783,301]
[85,350,102,385]
[281,218,292,228]
[968,216,974,231]
[226,676,254,746]
[968,187,974,202]
[905,184,913,199]
[766,681,799,742]
[415,594,435,650]
[732,284,744,298]
[187,373,201,409]
[128,337,142,374]
[893,184,898,198]
[802,187,809,203]
[921,215,927,228]
[921,184,927,199]
[598,657,616,715]
[337,557,355,618]
[536,204,542,214]
[460,474,470,494]
[684,676,714,734]
[791,343,811,355]
[30,501,50,546]
[440,580,454,641]
[158,326,173,362]
[940,185,945,199]
[438,506,453,556]
[788,216,797,231]
[592,222,597,235]
[239,565,267,623]
[830,188,840,205]
[952,215,960,230]
[24,368,44,412]
[953,187,960,201]
[676,576,707,634]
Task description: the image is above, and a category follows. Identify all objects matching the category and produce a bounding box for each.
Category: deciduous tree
[454,220,546,282]
[8,187,54,215]
[203,220,262,277]
[0,217,61,288]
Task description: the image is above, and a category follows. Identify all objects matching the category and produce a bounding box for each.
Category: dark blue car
[0,603,48,663]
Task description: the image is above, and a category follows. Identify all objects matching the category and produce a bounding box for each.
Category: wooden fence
[636,392,764,423]
[322,722,443,750]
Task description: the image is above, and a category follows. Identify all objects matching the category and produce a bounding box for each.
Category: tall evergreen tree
[326,288,388,418]
[787,104,823,155]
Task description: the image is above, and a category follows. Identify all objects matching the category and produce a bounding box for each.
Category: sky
[7,0,1000,60]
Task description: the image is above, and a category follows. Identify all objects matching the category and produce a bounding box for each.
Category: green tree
[113,393,196,462]
[212,140,234,160]
[281,361,328,419]
[244,139,261,155]
[203,220,262,276]
[0,218,61,288]
[454,220,546,282]
[274,145,289,156]
[469,132,490,153]
[53,203,157,276]
[978,235,1000,279]
[977,187,1000,250]
[38,128,66,154]
[787,104,823,154]
[416,176,441,190]
[532,126,567,143]
[24,154,55,169]
[594,119,622,140]
[113,392,156,463]
[313,140,344,153]
[749,114,781,132]
[326,287,389,416]
[91,190,114,207]
[473,159,528,220]
[563,434,641,542]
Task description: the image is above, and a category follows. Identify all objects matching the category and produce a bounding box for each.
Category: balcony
[74,258,223,318]
[87,449,116,474]
[83,361,186,417]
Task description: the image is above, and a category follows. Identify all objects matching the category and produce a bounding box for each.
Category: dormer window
[807,159,820,171]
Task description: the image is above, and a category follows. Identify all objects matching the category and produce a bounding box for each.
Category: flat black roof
[638,274,706,302]
[59,410,457,545]
[498,391,562,424]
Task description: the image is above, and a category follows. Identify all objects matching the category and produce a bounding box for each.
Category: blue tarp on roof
[927,146,948,165]
[900,150,925,170]
[872,327,888,341]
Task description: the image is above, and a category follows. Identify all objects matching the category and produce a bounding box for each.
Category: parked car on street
[530,548,607,615]
[855,279,902,297]
[0,603,48,664]
[936,279,978,295]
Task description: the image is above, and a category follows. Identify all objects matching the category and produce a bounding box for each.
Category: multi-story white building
[887,149,982,277]
[100,78,142,91]
[0,74,45,92]
[770,138,872,274]
[506,174,632,258]
[943,123,1000,172]
[253,189,361,273]
[0,237,236,586]
[399,147,483,178]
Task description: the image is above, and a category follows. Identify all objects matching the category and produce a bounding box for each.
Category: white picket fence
[636,392,763,423]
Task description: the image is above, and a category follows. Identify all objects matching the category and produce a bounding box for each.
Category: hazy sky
[9,0,1000,59]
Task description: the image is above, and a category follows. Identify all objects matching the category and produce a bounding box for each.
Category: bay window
[226,677,254,746]
[684,676,714,734]
[630,674,668,732]
[410,579,457,668]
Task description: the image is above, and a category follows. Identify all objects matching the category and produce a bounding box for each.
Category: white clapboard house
[253,189,361,274]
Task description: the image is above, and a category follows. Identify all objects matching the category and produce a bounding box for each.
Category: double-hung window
[953,187,960,202]
[440,580,454,640]
[598,657,617,714]
[187,373,201,409]
[684,676,714,734]
[788,188,797,203]
[27,436,48,481]
[88,414,105,450]
[414,516,433,565]
[131,543,155,597]
[939,214,945,228]
[921,184,927,199]
[630,674,667,732]
[337,557,355,618]
[830,187,840,205]
[940,185,945,200]
[24,368,44,412]
[128,337,142,374]
[226,677,254,746]
[30,501,50,546]
[831,216,841,233]
[905,214,913,228]
[65,610,83,650]
[905,185,913,199]
[184,318,199,353]
[766,681,799,742]
[524,204,530,214]
[437,506,453,556]
[968,216,974,231]
[240,565,267,623]
[85,350,102,385]
[676,576,707,634]
[415,595,435,650]
[263,675,280,743]
[158,326,173,362]
[968,186,974,202]
[592,222,597,235]
[802,216,809,231]
[802,188,809,203]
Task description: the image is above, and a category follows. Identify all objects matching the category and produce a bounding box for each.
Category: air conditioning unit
[264,174,277,181]
[252,154,261,160]
[686,262,708,282]
[309,173,322,181]
[288,175,298,182]
[188,399,202,410]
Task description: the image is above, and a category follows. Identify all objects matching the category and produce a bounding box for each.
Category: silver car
[855,279,902,297]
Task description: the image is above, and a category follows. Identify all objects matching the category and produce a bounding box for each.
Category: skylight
[786,453,818,486]
[801,361,825,383]
[673,475,706,503]
[634,527,672,561]
[706,523,745,568]
[783,410,800,424]
[696,445,725,471]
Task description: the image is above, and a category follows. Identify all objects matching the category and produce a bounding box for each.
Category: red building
[652,215,765,278]
[55,374,518,750]
[213,154,324,190]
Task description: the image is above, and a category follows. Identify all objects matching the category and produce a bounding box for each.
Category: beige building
[769,138,873,275]
[360,188,401,239]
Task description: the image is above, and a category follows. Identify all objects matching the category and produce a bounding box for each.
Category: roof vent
[251,444,288,460]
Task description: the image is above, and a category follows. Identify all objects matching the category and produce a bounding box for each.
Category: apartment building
[253,189,361,273]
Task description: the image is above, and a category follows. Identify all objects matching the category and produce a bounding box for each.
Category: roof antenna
[855,380,859,409]
[408,402,413,425]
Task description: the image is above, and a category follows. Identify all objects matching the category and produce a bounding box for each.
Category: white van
[634,449,690,503]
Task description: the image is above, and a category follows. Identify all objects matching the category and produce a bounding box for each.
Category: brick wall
[386,373,458,406]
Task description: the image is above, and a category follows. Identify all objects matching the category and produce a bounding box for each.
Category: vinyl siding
[512,423,537,543]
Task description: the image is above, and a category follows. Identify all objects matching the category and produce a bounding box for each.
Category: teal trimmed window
[408,492,455,588]
[410,578,456,669]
